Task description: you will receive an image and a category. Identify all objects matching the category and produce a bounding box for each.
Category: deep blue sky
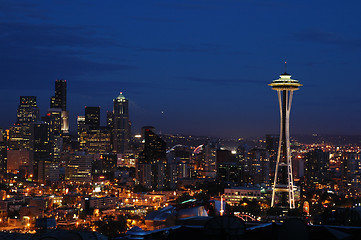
[1,0,361,137]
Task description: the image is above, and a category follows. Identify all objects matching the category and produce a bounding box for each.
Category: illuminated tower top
[269,73,302,91]
[115,92,126,101]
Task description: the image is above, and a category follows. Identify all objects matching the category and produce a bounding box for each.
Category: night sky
[1,1,361,137]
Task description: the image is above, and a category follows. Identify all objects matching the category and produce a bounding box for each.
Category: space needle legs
[271,90,295,209]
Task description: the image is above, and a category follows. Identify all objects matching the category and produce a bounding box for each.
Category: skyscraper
[136,127,167,190]
[17,96,40,124]
[50,80,66,110]
[30,121,51,180]
[42,109,62,162]
[65,152,92,182]
[305,149,330,189]
[0,129,7,178]
[248,148,270,186]
[50,79,69,133]
[112,92,130,154]
[341,152,361,194]
[10,96,40,149]
[85,106,100,128]
[269,67,302,209]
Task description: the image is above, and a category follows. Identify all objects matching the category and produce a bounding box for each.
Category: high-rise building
[38,160,59,183]
[10,96,40,149]
[216,149,235,166]
[0,129,7,178]
[81,127,111,154]
[7,149,32,177]
[77,116,86,132]
[8,125,23,150]
[30,122,51,180]
[42,109,62,162]
[106,111,114,129]
[50,79,69,133]
[17,96,40,124]
[65,152,92,182]
[269,67,302,209]
[78,106,111,154]
[92,153,118,180]
[305,149,330,189]
[61,111,69,134]
[217,162,243,184]
[167,145,192,189]
[248,148,270,186]
[192,142,217,178]
[51,80,66,110]
[112,92,130,154]
[341,152,361,194]
[136,127,167,190]
[85,106,100,128]
[265,134,279,178]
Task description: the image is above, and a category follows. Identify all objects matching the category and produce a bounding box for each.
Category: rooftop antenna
[284,61,287,74]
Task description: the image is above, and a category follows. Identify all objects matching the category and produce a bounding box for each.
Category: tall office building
[42,109,62,162]
[217,163,243,184]
[65,152,92,182]
[265,134,279,177]
[51,80,66,110]
[77,116,86,148]
[106,111,114,129]
[248,148,270,186]
[0,129,7,178]
[112,92,130,154]
[81,127,111,154]
[10,96,40,149]
[305,149,330,189]
[50,79,69,133]
[30,122,51,180]
[7,149,32,177]
[136,127,167,190]
[341,152,361,194]
[269,67,302,209]
[17,96,40,124]
[192,142,217,178]
[85,106,100,128]
[167,145,192,189]
[78,107,111,154]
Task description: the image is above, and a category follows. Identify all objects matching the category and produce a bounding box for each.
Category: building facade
[112,93,130,154]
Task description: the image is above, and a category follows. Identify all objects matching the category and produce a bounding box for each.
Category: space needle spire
[269,64,302,209]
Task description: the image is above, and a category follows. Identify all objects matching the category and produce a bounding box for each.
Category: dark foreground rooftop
[0,229,107,240]
[124,216,361,240]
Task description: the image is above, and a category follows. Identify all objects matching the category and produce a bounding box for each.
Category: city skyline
[2,1,361,137]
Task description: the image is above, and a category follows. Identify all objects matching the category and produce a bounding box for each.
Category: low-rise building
[224,187,262,206]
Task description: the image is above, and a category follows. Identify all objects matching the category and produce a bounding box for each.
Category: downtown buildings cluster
[0,78,361,237]
[1,80,131,184]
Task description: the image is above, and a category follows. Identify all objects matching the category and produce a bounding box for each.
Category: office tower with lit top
[269,66,302,209]
[112,92,130,154]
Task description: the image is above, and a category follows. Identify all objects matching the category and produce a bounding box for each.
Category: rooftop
[116,92,126,100]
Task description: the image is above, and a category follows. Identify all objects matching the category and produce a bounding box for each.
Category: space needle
[269,63,302,209]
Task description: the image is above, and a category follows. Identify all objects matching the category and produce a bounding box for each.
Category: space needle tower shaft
[269,64,302,209]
